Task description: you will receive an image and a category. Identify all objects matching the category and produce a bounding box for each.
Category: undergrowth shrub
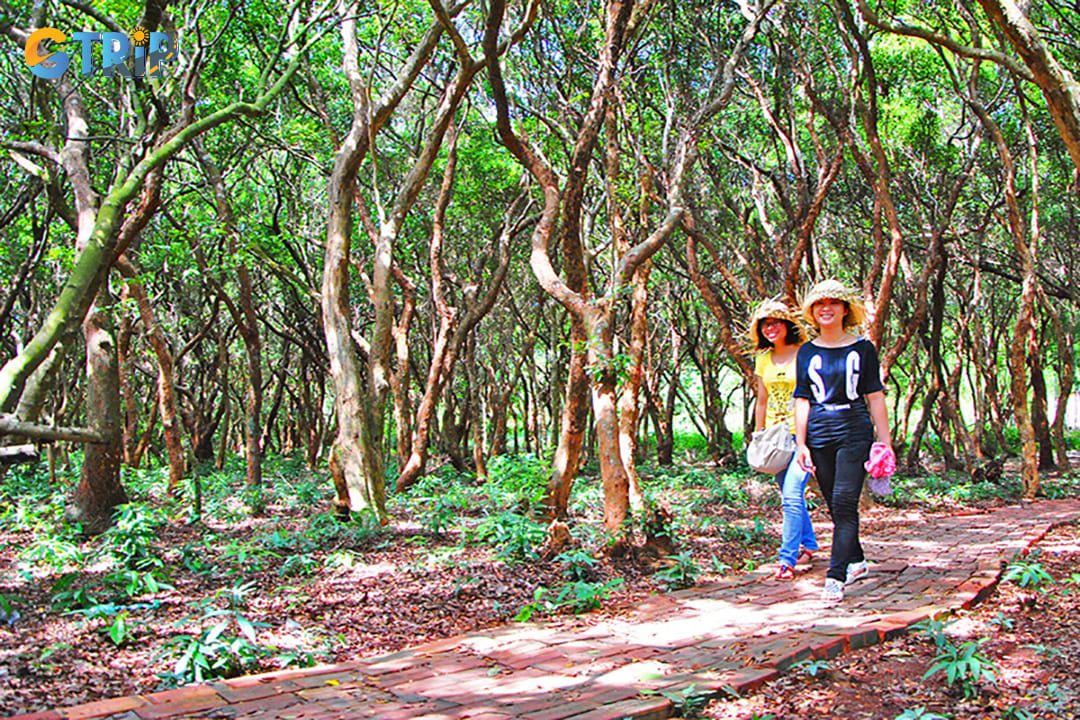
[486,454,546,504]
[468,511,545,561]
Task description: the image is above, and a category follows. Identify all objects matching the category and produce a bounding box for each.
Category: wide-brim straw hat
[800,279,867,329]
[745,297,810,351]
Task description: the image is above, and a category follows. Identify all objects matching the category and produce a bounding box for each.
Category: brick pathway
[9,499,1080,720]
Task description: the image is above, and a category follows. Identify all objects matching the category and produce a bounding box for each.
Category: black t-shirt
[794,338,884,447]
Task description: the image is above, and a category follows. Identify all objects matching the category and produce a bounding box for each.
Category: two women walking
[748,280,894,603]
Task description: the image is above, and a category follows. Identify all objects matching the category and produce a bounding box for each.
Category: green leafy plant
[644,683,711,718]
[894,708,947,720]
[514,579,624,620]
[911,617,955,649]
[654,551,700,591]
[1003,555,1054,593]
[100,503,166,571]
[1023,643,1064,660]
[707,554,732,575]
[554,579,624,613]
[791,658,831,677]
[217,581,258,610]
[20,535,85,569]
[555,548,598,582]
[421,496,458,536]
[279,553,319,577]
[159,608,271,686]
[923,639,998,698]
[0,593,17,625]
[470,511,545,561]
[104,569,174,598]
[50,573,101,611]
[218,537,279,574]
[988,612,1014,630]
[107,612,133,646]
[486,454,547,503]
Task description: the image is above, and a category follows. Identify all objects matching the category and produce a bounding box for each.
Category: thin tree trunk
[1047,302,1073,471]
[116,257,185,494]
[196,144,263,487]
[969,83,1040,497]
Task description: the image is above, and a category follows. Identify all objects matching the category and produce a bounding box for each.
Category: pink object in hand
[864,442,896,478]
[864,442,896,495]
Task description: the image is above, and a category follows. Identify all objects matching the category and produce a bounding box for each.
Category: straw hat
[746,297,809,351]
[800,279,867,330]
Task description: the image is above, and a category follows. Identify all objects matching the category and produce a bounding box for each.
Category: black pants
[811,439,872,582]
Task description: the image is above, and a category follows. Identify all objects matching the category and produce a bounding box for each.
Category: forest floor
[1,455,1079,719]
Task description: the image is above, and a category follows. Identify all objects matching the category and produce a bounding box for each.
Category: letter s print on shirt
[808,355,826,403]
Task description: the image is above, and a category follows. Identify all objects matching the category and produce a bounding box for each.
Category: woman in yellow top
[750,299,818,579]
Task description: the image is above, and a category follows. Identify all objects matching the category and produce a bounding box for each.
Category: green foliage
[894,708,947,720]
[99,504,167,572]
[911,617,956,649]
[555,548,599,582]
[514,579,624,620]
[988,612,1014,630]
[50,574,101,611]
[468,511,545,561]
[644,683,711,718]
[791,658,831,677]
[278,553,319,578]
[304,511,383,547]
[103,569,173,598]
[707,554,733,575]
[1040,473,1080,499]
[1003,554,1055,592]
[486,454,547,504]
[1022,643,1064,660]
[653,551,700,591]
[0,593,16,622]
[21,535,85,569]
[421,496,459,536]
[159,607,271,686]
[923,639,998,698]
[715,516,772,547]
[218,537,280,574]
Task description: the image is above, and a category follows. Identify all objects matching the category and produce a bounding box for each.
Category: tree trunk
[66,285,127,535]
[117,257,185,494]
[585,311,631,548]
[196,145,263,487]
[1047,303,1073,471]
[970,90,1040,497]
[1028,337,1056,470]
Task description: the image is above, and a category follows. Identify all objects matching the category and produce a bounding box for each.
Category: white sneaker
[845,560,869,585]
[822,578,844,603]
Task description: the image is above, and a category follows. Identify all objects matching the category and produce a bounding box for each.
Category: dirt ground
[1,471,1078,719]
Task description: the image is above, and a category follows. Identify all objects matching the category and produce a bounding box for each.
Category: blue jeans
[810,439,873,582]
[774,451,818,568]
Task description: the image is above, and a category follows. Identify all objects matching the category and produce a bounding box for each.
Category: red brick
[845,627,882,650]
[142,685,218,705]
[6,712,63,720]
[56,696,146,720]
[132,692,226,719]
[561,696,671,720]
[208,679,302,702]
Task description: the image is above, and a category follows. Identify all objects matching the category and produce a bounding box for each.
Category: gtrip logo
[25,26,176,80]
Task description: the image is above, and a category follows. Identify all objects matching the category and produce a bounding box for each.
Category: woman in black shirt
[794,280,892,603]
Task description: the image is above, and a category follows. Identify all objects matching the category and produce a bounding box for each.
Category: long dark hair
[755,319,801,350]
